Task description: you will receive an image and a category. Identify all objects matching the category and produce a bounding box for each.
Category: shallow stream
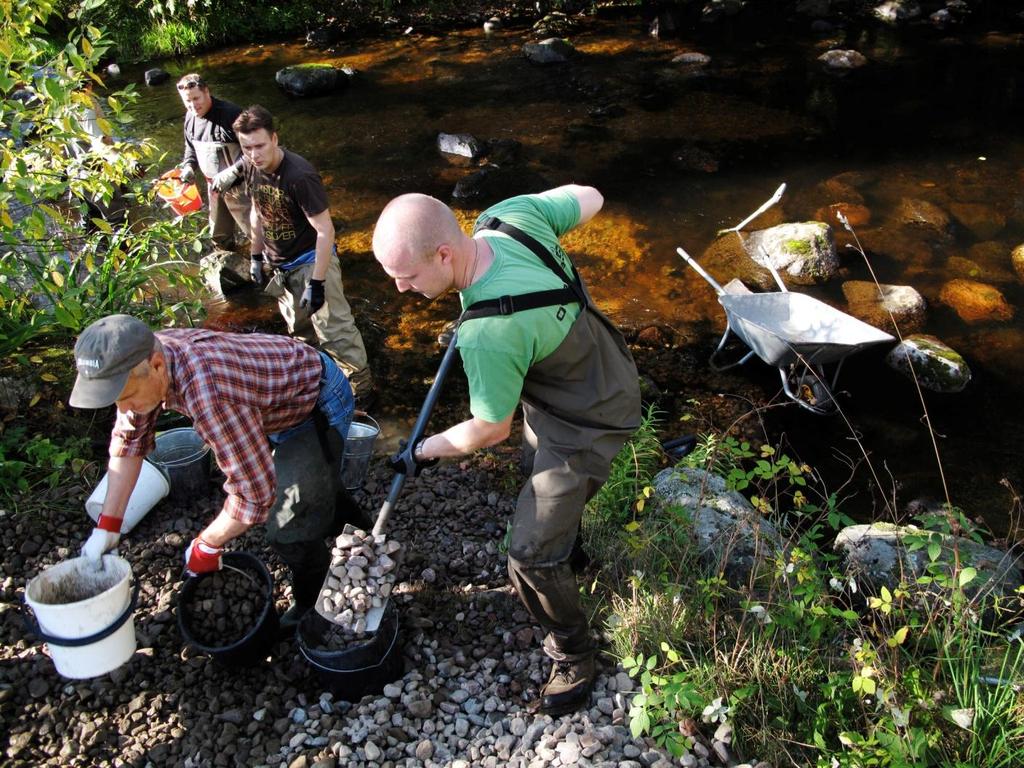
[126,14,1024,534]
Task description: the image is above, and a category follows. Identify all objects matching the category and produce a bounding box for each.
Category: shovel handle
[372,332,461,536]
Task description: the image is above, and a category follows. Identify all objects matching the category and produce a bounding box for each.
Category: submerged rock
[842,280,926,334]
[1012,243,1024,282]
[885,334,971,393]
[437,132,483,160]
[948,201,1005,240]
[873,1,921,24]
[893,197,951,236]
[938,278,1015,323]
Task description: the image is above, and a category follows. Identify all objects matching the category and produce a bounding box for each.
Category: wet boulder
[652,467,787,585]
[885,334,971,393]
[818,49,868,71]
[275,64,348,97]
[672,51,711,66]
[670,144,719,173]
[816,202,871,228]
[873,1,921,24]
[834,522,1021,623]
[892,197,951,237]
[483,17,502,34]
[1012,243,1024,282]
[948,201,1006,240]
[842,281,925,334]
[144,68,169,86]
[939,278,1015,323]
[523,38,575,65]
[742,221,839,286]
[437,132,482,161]
[533,12,578,38]
[199,249,253,297]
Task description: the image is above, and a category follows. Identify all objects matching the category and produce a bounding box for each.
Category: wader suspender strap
[459,216,585,324]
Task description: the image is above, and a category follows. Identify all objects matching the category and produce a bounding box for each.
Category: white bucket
[85,459,170,534]
[24,555,137,679]
[340,417,380,490]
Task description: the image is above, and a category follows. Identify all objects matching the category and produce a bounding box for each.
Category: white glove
[82,528,120,568]
[178,164,195,183]
[211,164,240,193]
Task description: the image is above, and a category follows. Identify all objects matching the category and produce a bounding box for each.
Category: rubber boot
[333,487,372,535]
[539,654,596,716]
[278,546,330,638]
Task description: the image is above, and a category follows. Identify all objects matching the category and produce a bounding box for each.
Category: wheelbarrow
[677,184,895,413]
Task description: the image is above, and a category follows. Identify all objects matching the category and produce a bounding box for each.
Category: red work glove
[184,537,223,576]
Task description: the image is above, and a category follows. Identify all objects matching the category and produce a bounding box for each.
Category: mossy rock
[885,334,971,393]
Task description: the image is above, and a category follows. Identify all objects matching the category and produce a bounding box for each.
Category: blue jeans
[270,352,354,446]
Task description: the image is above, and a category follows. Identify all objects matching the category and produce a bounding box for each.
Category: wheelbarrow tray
[719,291,895,368]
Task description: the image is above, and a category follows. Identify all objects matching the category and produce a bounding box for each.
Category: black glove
[249,253,264,288]
[300,278,325,316]
[389,439,438,477]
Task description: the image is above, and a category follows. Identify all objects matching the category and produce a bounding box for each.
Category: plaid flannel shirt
[109,328,321,524]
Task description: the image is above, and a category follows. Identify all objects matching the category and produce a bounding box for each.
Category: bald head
[372,193,463,266]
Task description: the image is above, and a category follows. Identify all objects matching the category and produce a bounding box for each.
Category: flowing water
[125,15,1024,534]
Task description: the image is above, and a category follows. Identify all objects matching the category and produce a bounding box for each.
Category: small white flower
[829,577,843,592]
[785,562,796,574]
[701,696,730,724]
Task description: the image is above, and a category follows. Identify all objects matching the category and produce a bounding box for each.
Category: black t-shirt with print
[244,148,329,267]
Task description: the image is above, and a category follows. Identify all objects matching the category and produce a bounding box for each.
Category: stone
[437,132,482,160]
[672,52,711,66]
[1011,244,1024,282]
[834,522,1023,621]
[949,202,1006,240]
[818,50,868,70]
[938,278,1014,323]
[652,467,788,584]
[144,68,169,86]
[841,280,926,334]
[523,38,575,65]
[741,221,839,286]
[885,335,971,393]
[893,197,951,235]
[275,64,348,97]
[816,202,871,228]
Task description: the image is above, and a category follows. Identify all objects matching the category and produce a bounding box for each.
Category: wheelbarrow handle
[676,247,726,296]
[372,332,461,536]
[719,182,787,235]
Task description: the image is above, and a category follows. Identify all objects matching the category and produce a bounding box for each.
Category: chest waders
[465,218,641,661]
[265,404,349,612]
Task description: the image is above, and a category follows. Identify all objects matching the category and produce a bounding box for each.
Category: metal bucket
[148,428,211,503]
[340,417,379,491]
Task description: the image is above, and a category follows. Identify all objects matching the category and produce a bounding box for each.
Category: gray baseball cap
[69,315,155,409]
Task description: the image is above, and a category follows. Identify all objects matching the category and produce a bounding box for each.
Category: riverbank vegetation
[1,2,204,508]
[582,407,1024,767]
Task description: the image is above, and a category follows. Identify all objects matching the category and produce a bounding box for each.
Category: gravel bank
[3,447,755,767]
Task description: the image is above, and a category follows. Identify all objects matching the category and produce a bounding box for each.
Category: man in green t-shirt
[372,185,641,715]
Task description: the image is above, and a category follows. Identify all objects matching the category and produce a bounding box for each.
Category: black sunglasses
[176,80,204,91]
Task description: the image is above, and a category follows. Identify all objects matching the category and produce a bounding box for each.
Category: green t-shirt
[459,189,585,422]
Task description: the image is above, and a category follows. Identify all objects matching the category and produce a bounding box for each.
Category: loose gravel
[2,451,766,767]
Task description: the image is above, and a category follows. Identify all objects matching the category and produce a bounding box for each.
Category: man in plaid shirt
[70,314,359,631]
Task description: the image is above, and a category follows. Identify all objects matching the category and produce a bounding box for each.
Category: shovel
[318,331,461,634]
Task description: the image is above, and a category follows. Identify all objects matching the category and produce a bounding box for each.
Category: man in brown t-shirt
[234,105,373,405]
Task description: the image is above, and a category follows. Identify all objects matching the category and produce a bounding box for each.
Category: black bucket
[297,601,403,701]
[177,552,279,666]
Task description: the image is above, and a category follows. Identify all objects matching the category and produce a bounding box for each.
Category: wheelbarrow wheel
[783,367,837,415]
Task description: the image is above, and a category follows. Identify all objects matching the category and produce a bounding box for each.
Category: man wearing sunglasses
[175,73,251,250]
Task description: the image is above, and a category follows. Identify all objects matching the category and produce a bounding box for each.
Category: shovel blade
[364,603,387,633]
